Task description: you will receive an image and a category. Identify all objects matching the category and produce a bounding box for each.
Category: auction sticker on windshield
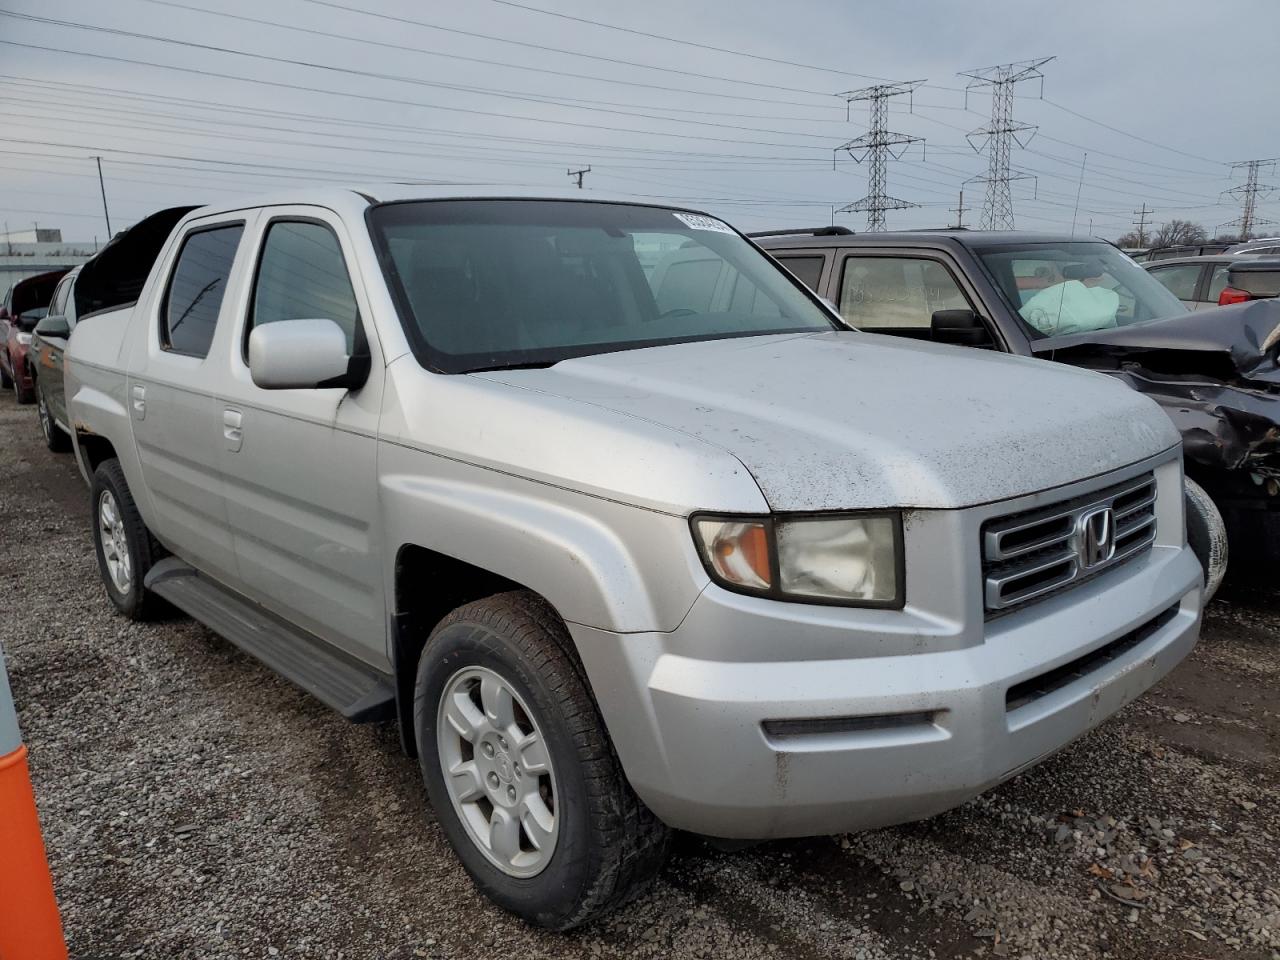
[673,212,736,234]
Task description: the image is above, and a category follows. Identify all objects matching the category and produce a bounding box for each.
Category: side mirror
[248,318,366,390]
[33,314,70,339]
[931,308,992,346]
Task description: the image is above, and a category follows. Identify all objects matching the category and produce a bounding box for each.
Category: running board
[144,558,395,722]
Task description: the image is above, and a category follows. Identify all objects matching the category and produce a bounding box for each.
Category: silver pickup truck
[65,187,1202,929]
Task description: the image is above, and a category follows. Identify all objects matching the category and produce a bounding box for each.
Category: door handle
[131,384,146,420]
[223,408,243,452]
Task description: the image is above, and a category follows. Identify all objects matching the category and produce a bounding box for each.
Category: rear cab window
[161,224,245,358]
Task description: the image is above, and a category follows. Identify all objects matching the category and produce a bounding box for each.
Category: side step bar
[144,558,395,723]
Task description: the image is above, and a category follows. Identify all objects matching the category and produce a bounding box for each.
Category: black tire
[91,458,164,620]
[1185,476,1228,603]
[37,384,71,452]
[12,362,32,404]
[414,590,669,930]
[0,357,11,390]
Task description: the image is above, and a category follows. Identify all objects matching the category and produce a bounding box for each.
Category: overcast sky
[1,0,1276,243]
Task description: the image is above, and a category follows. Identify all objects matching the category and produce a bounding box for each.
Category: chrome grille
[982,472,1157,615]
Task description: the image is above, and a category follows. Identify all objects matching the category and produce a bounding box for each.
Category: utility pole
[92,155,112,237]
[566,165,591,189]
[1131,203,1154,246]
[1070,152,1088,237]
[959,57,1054,230]
[950,188,970,229]
[1222,158,1276,240]
[833,80,925,232]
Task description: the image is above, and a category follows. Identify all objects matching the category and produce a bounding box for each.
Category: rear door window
[162,224,244,358]
[1207,264,1232,303]
[837,255,971,329]
[773,255,825,292]
[1147,263,1203,302]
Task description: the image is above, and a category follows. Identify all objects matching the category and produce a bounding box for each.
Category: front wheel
[1185,477,1228,603]
[37,385,70,452]
[414,591,669,930]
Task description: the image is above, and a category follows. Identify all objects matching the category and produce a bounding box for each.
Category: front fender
[379,445,707,636]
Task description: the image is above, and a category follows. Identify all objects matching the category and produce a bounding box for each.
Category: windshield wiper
[463,359,558,373]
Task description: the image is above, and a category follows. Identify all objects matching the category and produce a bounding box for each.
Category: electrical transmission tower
[959,57,1054,230]
[1221,159,1276,240]
[567,165,591,189]
[1131,203,1154,246]
[833,81,925,232]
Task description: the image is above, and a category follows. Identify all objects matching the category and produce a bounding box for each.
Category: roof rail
[747,226,854,239]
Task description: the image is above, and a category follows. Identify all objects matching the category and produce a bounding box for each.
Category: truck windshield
[368,199,836,373]
[975,241,1187,338]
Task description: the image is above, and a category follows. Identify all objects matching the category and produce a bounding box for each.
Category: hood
[482,331,1178,511]
[1039,299,1280,385]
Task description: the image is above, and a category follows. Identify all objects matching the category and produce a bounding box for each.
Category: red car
[1,270,70,403]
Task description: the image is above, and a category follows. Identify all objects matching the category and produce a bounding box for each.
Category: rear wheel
[91,459,164,620]
[414,591,669,930]
[12,363,32,404]
[1185,477,1228,603]
[37,384,70,452]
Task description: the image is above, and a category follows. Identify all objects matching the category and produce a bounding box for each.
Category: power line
[131,0,842,115]
[0,36,842,155]
[834,81,925,231]
[959,57,1054,230]
[280,0,842,100]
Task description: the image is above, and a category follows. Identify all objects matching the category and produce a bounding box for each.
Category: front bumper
[571,457,1202,839]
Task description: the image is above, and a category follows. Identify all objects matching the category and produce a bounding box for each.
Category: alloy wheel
[436,665,559,878]
[97,489,133,595]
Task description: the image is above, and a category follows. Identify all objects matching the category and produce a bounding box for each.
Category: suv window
[1147,263,1202,301]
[49,277,72,317]
[162,224,244,358]
[838,256,970,329]
[774,255,824,291]
[1207,264,1232,303]
[249,220,359,351]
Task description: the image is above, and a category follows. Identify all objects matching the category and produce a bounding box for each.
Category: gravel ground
[1,397,1277,960]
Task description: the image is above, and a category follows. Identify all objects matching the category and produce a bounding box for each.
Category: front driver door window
[837,255,972,332]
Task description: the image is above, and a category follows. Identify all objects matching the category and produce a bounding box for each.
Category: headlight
[16,332,31,345]
[692,512,903,607]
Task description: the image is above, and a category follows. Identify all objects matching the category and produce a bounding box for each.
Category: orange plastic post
[0,649,68,960]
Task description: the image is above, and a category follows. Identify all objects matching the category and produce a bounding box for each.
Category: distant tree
[1115,231,1145,247]
[1151,219,1209,247]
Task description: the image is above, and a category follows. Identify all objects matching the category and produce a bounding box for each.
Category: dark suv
[753,226,1280,595]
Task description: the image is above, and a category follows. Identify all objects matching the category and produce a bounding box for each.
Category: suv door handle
[223,408,243,452]
[131,384,146,420]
